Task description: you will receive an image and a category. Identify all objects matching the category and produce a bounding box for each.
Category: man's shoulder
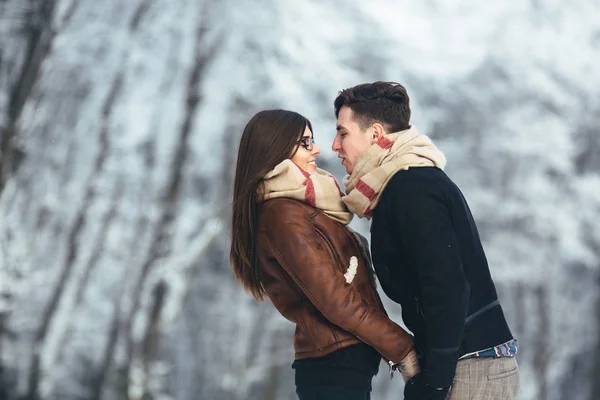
[382,166,450,196]
[388,166,447,184]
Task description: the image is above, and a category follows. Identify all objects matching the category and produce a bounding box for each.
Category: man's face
[332,106,374,174]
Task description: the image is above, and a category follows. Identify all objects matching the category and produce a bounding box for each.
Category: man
[332,81,519,400]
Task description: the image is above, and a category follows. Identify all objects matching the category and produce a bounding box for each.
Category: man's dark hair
[334,81,411,133]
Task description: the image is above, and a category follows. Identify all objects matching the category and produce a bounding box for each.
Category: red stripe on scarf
[296,165,311,179]
[305,178,316,206]
[356,179,376,201]
[291,163,316,206]
[378,136,394,150]
[292,163,316,206]
[331,176,344,196]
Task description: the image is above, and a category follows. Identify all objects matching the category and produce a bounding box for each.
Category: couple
[230,82,520,400]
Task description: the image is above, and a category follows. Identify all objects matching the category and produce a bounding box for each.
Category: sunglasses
[297,136,316,151]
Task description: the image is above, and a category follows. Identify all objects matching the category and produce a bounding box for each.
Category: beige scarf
[261,159,353,225]
[343,126,446,218]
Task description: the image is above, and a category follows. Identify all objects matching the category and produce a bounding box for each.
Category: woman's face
[290,126,320,174]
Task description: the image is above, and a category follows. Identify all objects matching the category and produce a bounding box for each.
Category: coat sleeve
[262,203,414,364]
[392,179,470,388]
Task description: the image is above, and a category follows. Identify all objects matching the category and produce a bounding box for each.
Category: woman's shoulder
[260,197,313,213]
[258,198,318,228]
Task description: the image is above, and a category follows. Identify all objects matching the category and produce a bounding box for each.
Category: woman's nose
[312,143,321,155]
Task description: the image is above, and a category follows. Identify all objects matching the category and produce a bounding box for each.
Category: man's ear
[372,123,386,142]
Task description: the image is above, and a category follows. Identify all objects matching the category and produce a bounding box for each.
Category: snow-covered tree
[1,1,598,399]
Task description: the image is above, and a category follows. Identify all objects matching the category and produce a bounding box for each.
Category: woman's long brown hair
[230,109,312,301]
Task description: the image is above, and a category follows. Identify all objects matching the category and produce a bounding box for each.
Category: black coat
[370,167,514,388]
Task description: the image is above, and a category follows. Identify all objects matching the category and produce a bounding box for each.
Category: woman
[230,109,418,400]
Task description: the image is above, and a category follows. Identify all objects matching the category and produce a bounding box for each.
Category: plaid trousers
[448,357,520,400]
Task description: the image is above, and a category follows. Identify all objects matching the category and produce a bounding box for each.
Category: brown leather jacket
[256,198,414,363]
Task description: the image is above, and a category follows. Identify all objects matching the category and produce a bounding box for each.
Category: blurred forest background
[1,0,599,399]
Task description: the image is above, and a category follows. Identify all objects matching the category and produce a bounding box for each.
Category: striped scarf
[343,126,446,218]
[261,159,353,225]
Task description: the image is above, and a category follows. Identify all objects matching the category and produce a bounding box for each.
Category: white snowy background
[1,0,599,399]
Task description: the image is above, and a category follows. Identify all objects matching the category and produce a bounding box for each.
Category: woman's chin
[306,165,317,174]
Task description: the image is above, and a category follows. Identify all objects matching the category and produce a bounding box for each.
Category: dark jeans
[296,385,371,400]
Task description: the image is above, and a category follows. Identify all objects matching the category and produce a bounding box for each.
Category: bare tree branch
[25,68,122,400]
[0,0,58,194]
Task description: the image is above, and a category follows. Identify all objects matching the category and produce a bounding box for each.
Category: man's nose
[332,136,340,152]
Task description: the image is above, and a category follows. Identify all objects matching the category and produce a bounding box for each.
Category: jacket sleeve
[393,179,470,388]
[262,203,414,364]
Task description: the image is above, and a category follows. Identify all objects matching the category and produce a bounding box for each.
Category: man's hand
[404,373,450,400]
